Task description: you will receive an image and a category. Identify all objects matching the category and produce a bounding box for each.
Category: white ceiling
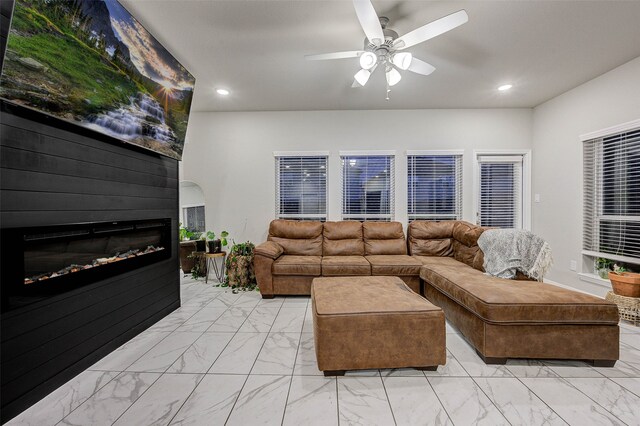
[120,0,640,112]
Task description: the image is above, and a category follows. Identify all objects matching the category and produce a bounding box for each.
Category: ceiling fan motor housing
[363,20,399,65]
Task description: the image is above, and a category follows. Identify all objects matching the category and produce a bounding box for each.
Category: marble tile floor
[8,276,640,426]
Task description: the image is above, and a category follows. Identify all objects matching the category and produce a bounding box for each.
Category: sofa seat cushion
[366,255,422,276]
[322,256,371,276]
[413,255,460,267]
[273,255,321,276]
[419,257,619,325]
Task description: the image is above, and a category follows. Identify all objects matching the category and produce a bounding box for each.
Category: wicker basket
[606,291,640,326]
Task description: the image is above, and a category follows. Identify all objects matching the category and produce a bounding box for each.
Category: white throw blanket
[477,229,553,281]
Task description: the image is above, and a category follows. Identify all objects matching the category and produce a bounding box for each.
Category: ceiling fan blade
[407,57,436,76]
[305,51,364,61]
[393,10,468,50]
[353,0,384,46]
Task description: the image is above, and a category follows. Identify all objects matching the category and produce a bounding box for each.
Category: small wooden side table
[205,251,226,284]
[605,291,640,326]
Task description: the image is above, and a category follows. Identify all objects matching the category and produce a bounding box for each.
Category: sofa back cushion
[472,249,485,272]
[322,221,364,256]
[451,221,487,270]
[407,221,455,256]
[452,221,484,246]
[268,219,323,256]
[363,222,407,255]
[407,220,489,271]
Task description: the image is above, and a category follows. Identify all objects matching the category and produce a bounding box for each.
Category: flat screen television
[0,0,195,160]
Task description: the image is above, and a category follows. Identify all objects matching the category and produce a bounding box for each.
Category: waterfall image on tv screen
[0,0,195,160]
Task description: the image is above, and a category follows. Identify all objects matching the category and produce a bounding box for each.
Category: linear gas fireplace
[1,219,172,311]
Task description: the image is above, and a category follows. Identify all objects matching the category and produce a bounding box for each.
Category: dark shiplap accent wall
[0,99,180,422]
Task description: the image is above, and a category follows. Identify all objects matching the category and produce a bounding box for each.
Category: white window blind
[183,206,205,232]
[477,155,523,228]
[583,127,640,263]
[341,155,395,221]
[275,156,327,220]
[408,154,462,221]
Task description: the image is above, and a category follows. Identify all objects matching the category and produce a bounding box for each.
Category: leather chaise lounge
[255,219,620,366]
[408,220,619,366]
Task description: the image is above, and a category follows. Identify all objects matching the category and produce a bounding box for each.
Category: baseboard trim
[543,278,602,298]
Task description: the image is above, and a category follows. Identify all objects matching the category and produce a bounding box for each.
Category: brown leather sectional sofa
[255,219,620,365]
[254,220,422,296]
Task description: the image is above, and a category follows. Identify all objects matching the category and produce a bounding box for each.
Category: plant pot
[598,268,610,279]
[609,271,640,298]
[208,240,222,253]
[179,241,197,273]
[226,254,255,288]
[195,240,206,252]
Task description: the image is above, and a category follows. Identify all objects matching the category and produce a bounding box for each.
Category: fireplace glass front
[1,219,172,311]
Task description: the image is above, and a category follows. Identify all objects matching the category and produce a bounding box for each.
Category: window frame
[472,149,531,230]
[406,149,464,222]
[274,151,329,221]
[182,204,206,232]
[339,150,396,221]
[581,119,640,266]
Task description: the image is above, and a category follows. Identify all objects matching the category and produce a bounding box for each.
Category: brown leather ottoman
[311,276,446,375]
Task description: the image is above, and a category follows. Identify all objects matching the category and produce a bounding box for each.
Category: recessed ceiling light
[216,88,230,95]
[498,84,513,92]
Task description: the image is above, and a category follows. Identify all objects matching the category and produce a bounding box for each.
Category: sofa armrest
[254,241,284,260]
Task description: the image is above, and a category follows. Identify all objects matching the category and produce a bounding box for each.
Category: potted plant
[609,264,640,298]
[192,232,206,252]
[225,241,256,290]
[206,230,229,253]
[179,223,197,274]
[179,223,194,242]
[595,257,613,279]
[187,252,207,280]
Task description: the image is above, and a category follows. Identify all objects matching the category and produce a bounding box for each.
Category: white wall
[181,109,532,245]
[179,181,205,208]
[531,57,640,296]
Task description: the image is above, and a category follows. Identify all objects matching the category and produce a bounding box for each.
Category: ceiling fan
[306,0,468,99]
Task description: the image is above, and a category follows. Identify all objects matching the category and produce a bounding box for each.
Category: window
[583,126,640,263]
[183,205,205,232]
[476,155,524,228]
[407,152,462,221]
[341,153,395,221]
[275,154,328,220]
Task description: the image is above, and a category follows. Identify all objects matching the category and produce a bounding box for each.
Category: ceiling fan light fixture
[386,68,402,86]
[392,52,412,70]
[359,51,377,70]
[354,68,371,86]
[498,84,513,91]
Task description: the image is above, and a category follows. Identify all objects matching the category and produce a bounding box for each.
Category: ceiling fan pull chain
[385,82,391,101]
